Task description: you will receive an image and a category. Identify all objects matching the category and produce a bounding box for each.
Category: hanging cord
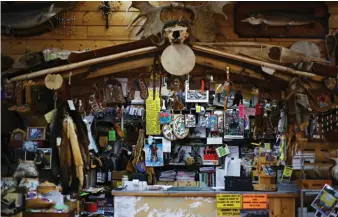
[152,55,160,100]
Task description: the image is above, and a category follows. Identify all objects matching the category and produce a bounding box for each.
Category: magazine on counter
[312,184,338,217]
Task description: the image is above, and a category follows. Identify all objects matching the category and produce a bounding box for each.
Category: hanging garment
[83,114,98,153]
[62,116,84,188]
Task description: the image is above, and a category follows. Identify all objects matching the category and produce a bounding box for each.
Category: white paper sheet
[42,190,64,205]
[228,146,240,158]
[224,157,241,177]
[114,196,136,217]
[162,137,171,153]
[216,167,226,187]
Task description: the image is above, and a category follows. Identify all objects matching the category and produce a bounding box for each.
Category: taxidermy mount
[127,1,230,45]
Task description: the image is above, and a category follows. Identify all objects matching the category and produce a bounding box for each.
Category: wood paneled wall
[1,1,338,61]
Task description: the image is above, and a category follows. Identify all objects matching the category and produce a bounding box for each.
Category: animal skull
[165,25,189,44]
[127,1,230,45]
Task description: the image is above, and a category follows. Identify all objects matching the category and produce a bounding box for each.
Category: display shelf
[167,163,217,167]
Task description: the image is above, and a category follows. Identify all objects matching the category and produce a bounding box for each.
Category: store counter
[112,190,297,217]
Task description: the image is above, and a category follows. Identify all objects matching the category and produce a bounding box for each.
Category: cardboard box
[156,181,177,186]
[176,181,199,187]
[112,171,127,180]
[111,180,122,189]
[301,180,332,189]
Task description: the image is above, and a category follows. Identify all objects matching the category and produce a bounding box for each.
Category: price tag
[108,130,116,141]
[67,100,76,111]
[239,104,245,118]
[242,194,268,209]
[216,194,242,209]
[196,105,201,113]
[244,107,256,116]
[264,143,271,150]
[56,137,62,146]
[216,146,230,158]
[44,109,56,123]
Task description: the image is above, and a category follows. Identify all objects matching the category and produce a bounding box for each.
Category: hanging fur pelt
[51,101,90,193]
[69,110,90,172]
[63,116,84,187]
[49,103,64,183]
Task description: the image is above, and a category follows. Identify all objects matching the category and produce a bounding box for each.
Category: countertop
[111,190,298,198]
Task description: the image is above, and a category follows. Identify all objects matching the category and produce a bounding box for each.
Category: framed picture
[22,141,38,152]
[35,148,52,170]
[185,82,209,103]
[224,109,244,139]
[188,127,207,138]
[312,184,338,217]
[10,129,26,141]
[27,127,46,141]
[145,143,164,167]
[185,114,196,128]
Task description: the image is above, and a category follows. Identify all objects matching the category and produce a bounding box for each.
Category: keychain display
[125,105,144,117]
[185,114,196,127]
[173,115,189,139]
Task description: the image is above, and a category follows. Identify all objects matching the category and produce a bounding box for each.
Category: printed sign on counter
[242,194,268,209]
[217,209,240,216]
[281,166,293,182]
[216,194,242,209]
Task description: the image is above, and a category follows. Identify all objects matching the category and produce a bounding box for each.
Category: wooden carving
[127,1,230,43]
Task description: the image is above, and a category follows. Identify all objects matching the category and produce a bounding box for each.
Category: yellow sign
[217,209,240,216]
[281,166,293,182]
[44,109,56,124]
[146,90,161,135]
[242,194,268,209]
[216,194,242,209]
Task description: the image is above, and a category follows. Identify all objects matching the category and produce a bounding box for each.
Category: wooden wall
[2,1,338,62]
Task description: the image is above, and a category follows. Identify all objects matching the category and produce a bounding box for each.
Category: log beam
[193,44,325,81]
[195,55,265,80]
[86,57,154,79]
[10,46,159,82]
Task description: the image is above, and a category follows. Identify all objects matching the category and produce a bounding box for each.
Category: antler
[127,1,168,38]
[187,2,230,42]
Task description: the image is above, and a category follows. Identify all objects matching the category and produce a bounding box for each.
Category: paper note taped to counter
[114,196,136,217]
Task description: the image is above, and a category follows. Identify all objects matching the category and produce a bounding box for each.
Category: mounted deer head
[127,1,230,45]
